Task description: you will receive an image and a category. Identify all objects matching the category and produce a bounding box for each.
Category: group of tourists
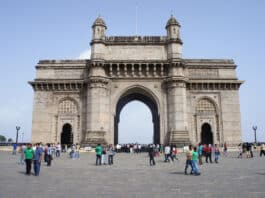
[184,145,200,175]
[184,143,222,176]
[16,142,82,176]
[95,144,116,165]
[198,143,221,164]
[237,142,265,158]
[19,143,43,176]
[13,140,265,177]
[163,145,178,163]
[115,143,162,153]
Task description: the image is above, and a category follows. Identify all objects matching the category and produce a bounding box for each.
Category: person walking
[95,144,102,165]
[75,143,80,159]
[18,144,26,165]
[164,145,170,162]
[70,144,75,159]
[24,143,34,175]
[101,147,107,165]
[33,143,43,176]
[184,145,194,175]
[55,143,61,158]
[47,143,53,166]
[108,145,115,165]
[198,143,203,165]
[223,142,228,157]
[214,144,220,163]
[12,143,17,155]
[192,146,200,175]
[148,145,156,166]
[260,143,265,157]
[205,144,212,163]
[237,143,243,158]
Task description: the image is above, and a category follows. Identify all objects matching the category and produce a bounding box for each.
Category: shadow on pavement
[170,171,185,175]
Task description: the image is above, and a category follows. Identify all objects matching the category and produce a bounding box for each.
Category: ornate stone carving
[188,69,218,79]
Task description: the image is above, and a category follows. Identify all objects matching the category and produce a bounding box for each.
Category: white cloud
[78,48,91,59]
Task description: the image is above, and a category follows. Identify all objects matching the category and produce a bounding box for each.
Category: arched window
[58,99,78,114]
[196,98,216,114]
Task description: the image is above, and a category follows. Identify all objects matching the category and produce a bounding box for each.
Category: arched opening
[201,123,213,145]
[119,101,152,144]
[114,92,160,145]
[61,123,73,145]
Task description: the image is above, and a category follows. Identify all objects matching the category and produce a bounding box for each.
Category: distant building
[29,15,243,146]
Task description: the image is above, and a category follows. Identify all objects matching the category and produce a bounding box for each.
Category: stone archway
[61,123,73,145]
[201,123,213,145]
[114,92,160,145]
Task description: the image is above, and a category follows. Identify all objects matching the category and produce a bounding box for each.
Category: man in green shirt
[95,144,102,165]
[24,143,34,175]
[192,146,200,176]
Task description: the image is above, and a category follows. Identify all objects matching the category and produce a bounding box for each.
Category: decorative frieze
[187,82,242,90]
[188,69,218,79]
[29,81,84,91]
[105,63,169,78]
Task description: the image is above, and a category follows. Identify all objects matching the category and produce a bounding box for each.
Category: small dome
[166,15,180,28]
[92,16,107,28]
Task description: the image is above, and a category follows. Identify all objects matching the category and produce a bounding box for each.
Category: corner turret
[166,15,183,60]
[90,16,107,61]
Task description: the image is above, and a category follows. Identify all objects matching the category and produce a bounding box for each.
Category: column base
[82,131,107,147]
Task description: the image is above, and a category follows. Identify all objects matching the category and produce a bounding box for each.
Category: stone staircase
[82,131,107,147]
[168,130,190,147]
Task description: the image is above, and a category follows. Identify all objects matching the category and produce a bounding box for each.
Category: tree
[0,135,6,142]
[8,138,13,143]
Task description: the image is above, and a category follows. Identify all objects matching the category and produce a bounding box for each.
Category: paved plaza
[0,150,265,198]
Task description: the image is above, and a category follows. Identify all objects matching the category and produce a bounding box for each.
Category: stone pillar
[165,63,190,146]
[84,64,110,146]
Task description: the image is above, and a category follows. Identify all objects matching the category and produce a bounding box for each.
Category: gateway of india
[29,15,243,146]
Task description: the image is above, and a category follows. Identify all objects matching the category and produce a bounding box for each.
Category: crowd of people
[15,142,82,176]
[95,144,116,165]
[12,141,265,177]
[237,142,265,158]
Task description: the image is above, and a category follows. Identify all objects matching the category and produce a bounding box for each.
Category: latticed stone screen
[196,98,216,114]
[58,100,77,114]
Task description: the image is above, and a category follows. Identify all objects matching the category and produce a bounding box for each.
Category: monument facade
[29,15,243,146]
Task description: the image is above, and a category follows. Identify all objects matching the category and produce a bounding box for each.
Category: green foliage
[0,135,6,142]
[7,138,13,143]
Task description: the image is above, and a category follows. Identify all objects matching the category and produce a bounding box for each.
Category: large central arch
[114,90,160,145]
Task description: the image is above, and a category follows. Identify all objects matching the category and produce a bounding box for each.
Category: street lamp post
[15,126,21,145]
[252,126,257,145]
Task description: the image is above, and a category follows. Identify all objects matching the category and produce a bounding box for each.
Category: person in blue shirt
[198,143,203,165]
[12,143,17,155]
[33,143,43,176]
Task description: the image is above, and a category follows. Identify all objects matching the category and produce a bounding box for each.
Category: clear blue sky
[0,0,264,143]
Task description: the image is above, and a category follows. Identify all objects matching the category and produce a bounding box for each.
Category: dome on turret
[166,15,180,28]
[92,16,107,28]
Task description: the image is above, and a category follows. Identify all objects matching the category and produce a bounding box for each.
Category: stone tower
[85,16,110,145]
[165,15,189,145]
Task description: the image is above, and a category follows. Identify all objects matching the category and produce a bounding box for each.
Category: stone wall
[31,91,53,143]
[104,45,167,61]
[220,90,242,145]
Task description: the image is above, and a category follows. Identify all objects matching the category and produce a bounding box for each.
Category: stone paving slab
[0,151,264,198]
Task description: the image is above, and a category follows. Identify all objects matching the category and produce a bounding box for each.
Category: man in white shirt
[164,145,170,162]
[56,143,61,157]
